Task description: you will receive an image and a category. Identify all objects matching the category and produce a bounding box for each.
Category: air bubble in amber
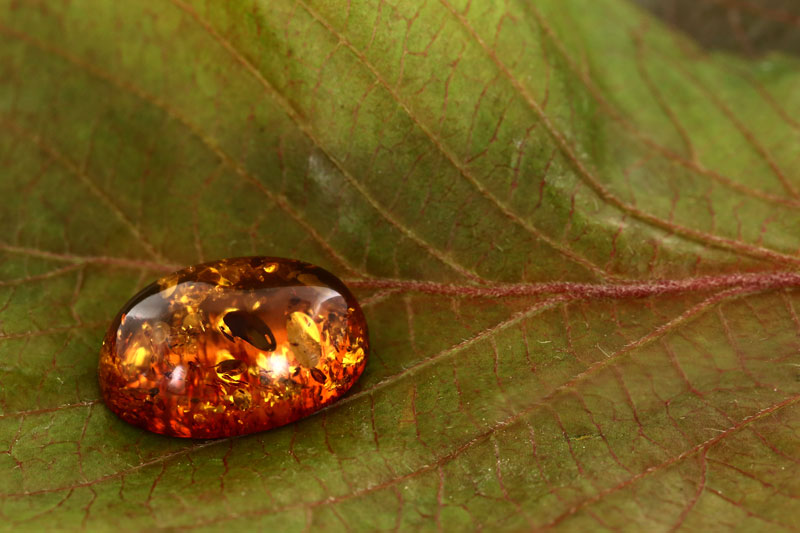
[98,257,368,438]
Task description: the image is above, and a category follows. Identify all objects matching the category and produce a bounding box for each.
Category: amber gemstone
[98,257,368,438]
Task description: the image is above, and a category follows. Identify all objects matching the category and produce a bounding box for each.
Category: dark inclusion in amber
[98,257,368,438]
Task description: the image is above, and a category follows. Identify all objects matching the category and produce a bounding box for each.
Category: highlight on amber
[98,257,368,438]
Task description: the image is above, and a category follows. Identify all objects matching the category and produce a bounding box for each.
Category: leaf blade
[1,0,800,530]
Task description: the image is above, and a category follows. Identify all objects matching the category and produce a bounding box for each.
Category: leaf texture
[1,0,800,530]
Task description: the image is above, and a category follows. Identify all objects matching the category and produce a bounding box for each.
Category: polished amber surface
[98,257,368,438]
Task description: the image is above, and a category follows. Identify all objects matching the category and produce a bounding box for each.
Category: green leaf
[1,0,800,530]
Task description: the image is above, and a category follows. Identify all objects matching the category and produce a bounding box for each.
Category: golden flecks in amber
[98,257,369,438]
[286,311,322,367]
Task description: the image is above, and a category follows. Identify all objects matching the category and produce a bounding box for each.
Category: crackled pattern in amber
[98,257,368,438]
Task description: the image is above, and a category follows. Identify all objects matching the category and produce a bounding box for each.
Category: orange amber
[98,257,368,438]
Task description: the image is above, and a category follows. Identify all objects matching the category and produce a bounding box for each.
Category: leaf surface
[1,0,800,530]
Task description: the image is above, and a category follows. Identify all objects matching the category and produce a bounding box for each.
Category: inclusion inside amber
[98,257,368,438]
